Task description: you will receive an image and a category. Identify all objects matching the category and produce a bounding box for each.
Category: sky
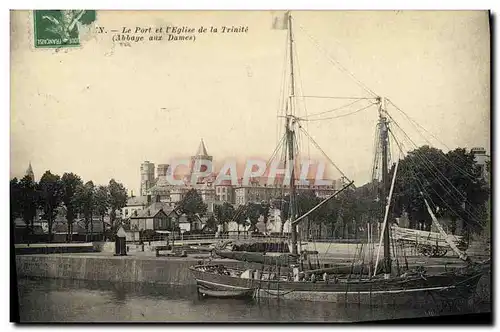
[10,10,490,195]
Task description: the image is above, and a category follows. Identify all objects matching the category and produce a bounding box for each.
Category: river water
[16,277,490,323]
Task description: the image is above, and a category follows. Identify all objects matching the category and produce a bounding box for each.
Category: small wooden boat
[197,286,254,299]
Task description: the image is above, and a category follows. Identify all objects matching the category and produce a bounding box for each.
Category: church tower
[189,139,213,183]
[25,162,35,182]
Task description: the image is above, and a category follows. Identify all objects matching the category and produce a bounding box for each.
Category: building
[52,217,108,242]
[122,195,148,219]
[215,179,235,203]
[157,163,171,177]
[189,139,213,183]
[233,177,343,205]
[176,213,205,233]
[196,181,216,202]
[471,147,490,183]
[129,203,173,231]
[140,161,155,196]
[234,184,283,205]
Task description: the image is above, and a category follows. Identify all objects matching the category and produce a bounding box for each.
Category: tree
[203,215,217,233]
[74,181,95,241]
[38,171,64,242]
[297,190,320,239]
[445,148,489,237]
[18,175,39,235]
[176,189,207,229]
[259,202,270,225]
[271,195,290,235]
[94,185,110,241]
[10,178,21,224]
[61,173,83,242]
[234,205,249,237]
[392,145,489,238]
[245,202,262,232]
[214,202,235,231]
[213,204,223,227]
[316,196,342,238]
[108,179,128,230]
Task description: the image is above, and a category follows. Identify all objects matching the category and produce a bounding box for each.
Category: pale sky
[10,10,490,194]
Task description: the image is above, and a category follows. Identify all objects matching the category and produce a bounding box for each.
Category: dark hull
[190,265,482,305]
[215,250,296,267]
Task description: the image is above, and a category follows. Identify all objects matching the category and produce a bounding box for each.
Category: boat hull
[189,265,482,305]
[197,285,255,299]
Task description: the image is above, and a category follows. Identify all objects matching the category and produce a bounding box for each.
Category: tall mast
[286,12,298,256]
[378,97,392,276]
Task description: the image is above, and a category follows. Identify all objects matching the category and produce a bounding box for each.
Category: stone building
[122,195,148,219]
[471,147,490,183]
[140,161,155,196]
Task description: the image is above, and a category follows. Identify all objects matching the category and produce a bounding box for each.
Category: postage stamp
[33,10,96,48]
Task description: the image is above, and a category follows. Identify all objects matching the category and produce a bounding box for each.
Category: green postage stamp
[33,10,96,48]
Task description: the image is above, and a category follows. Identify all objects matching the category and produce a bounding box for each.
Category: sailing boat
[189,12,487,304]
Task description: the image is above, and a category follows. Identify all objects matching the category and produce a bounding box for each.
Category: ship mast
[286,13,299,256]
[378,97,392,277]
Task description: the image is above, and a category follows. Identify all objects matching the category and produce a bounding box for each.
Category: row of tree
[12,145,487,242]
[11,171,128,242]
[205,146,490,240]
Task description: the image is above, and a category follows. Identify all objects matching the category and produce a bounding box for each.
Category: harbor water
[15,277,490,323]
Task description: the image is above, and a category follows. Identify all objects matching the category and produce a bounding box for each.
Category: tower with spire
[25,162,35,182]
[189,139,213,183]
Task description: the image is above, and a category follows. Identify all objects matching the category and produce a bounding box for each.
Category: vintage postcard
[10,10,491,323]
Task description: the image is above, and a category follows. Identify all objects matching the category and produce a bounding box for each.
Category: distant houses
[121,196,206,234]
[13,213,111,243]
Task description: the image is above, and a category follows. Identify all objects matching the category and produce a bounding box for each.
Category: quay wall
[15,243,99,255]
[15,254,263,286]
[15,255,200,285]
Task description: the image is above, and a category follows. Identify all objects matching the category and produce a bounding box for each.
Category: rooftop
[126,196,148,206]
[195,139,209,157]
[130,202,176,219]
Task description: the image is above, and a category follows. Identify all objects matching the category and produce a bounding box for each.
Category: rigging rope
[389,129,485,234]
[294,18,379,98]
[304,102,377,122]
[276,34,290,147]
[298,125,353,186]
[299,95,375,100]
[387,99,480,181]
[265,133,287,169]
[386,112,480,212]
[292,36,312,162]
[395,133,486,227]
[306,99,365,118]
